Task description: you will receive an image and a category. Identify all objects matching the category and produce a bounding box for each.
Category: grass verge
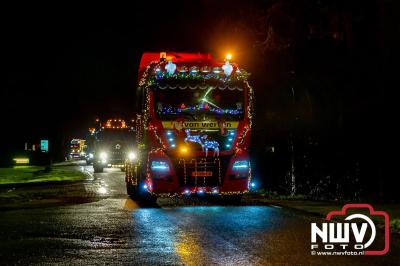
[0,165,86,185]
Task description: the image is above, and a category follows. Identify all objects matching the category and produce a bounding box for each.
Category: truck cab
[126,52,254,202]
[92,119,136,173]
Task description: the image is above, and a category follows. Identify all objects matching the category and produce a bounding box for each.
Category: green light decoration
[200,87,220,109]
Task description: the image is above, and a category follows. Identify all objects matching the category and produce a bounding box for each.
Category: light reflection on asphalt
[129,206,278,265]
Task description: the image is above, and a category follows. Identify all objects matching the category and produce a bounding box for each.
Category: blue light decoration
[143,184,148,190]
[151,161,170,171]
[212,67,222,74]
[165,130,176,148]
[184,189,191,195]
[165,61,176,75]
[158,104,242,116]
[184,129,203,147]
[222,61,233,76]
[232,160,249,170]
[249,181,257,191]
[224,130,235,149]
[201,136,220,156]
[190,66,199,74]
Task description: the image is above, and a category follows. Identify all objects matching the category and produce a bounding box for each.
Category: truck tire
[126,181,136,196]
[127,168,157,205]
[93,164,103,173]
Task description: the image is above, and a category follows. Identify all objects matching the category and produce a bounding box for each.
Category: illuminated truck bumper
[144,151,251,195]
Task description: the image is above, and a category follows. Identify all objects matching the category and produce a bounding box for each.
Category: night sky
[3,2,255,150]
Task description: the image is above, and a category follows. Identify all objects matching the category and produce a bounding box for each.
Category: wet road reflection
[129,206,284,265]
[1,163,398,265]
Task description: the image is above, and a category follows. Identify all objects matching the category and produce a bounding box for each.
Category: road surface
[0,162,399,265]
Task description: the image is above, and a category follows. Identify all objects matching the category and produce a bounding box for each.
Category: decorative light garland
[157,104,243,116]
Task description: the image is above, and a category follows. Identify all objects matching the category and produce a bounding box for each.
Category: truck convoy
[89,119,136,173]
[69,139,86,160]
[125,52,254,202]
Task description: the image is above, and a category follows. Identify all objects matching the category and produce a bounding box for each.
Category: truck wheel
[126,181,136,196]
[93,164,103,173]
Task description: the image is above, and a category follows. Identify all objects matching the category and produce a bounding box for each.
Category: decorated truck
[125,52,254,202]
[69,139,86,160]
[91,119,136,173]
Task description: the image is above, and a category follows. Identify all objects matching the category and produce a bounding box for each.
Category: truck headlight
[151,161,170,171]
[128,152,136,161]
[99,152,108,160]
[232,160,249,170]
[89,153,94,159]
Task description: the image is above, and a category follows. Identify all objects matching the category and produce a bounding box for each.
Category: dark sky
[3,2,239,151]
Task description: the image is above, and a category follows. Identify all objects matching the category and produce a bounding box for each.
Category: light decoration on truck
[156,85,244,116]
[139,59,253,157]
[222,61,233,76]
[224,130,236,149]
[190,66,199,73]
[159,104,242,116]
[212,67,222,74]
[178,66,188,73]
[201,66,210,73]
[151,161,170,171]
[165,61,176,75]
[232,160,249,170]
[165,130,176,148]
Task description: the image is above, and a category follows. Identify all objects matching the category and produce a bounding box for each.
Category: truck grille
[173,156,231,187]
[109,151,124,163]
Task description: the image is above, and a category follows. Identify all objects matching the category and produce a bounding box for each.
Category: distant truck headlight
[99,152,108,160]
[88,153,94,159]
[128,152,136,161]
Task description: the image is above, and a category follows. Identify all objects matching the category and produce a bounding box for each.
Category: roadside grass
[253,189,400,234]
[0,165,86,185]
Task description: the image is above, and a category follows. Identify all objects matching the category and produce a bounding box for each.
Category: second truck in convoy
[89,119,136,173]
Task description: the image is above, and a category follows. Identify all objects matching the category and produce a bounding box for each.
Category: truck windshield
[154,86,245,121]
[96,129,135,142]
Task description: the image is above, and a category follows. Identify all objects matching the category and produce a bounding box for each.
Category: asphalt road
[0,163,399,265]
